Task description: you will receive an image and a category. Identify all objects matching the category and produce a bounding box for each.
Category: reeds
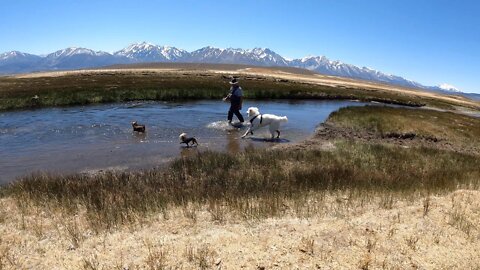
[3,141,479,231]
[328,105,480,151]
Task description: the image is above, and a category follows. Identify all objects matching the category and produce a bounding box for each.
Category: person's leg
[227,110,234,122]
[233,110,244,122]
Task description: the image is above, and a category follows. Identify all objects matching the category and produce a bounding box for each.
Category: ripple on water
[206,120,243,130]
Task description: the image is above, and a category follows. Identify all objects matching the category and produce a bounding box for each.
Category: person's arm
[223,94,231,101]
[223,87,233,101]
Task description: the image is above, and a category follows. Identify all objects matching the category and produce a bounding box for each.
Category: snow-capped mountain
[188,46,223,62]
[187,46,289,66]
[438,83,460,92]
[249,48,288,65]
[115,42,188,62]
[41,47,125,69]
[46,47,110,59]
[289,56,425,89]
[0,51,42,73]
[0,51,40,61]
[0,42,472,95]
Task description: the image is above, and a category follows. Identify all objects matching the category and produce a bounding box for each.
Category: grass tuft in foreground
[2,141,479,231]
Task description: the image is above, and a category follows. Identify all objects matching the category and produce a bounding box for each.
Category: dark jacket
[229,86,243,111]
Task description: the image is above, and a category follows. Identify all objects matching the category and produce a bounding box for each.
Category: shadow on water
[248,137,291,143]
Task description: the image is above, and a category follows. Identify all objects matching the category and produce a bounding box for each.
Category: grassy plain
[1,64,479,111]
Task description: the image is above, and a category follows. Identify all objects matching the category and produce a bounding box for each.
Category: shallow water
[0,100,368,183]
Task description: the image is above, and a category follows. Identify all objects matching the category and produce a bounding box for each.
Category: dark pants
[228,109,244,122]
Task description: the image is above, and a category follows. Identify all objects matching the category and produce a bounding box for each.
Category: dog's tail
[280,116,288,123]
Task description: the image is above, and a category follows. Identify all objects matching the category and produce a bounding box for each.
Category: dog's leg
[276,130,280,139]
[241,127,252,138]
[243,125,257,138]
[269,126,276,139]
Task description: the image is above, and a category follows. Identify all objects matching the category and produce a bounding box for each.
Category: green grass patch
[328,106,480,147]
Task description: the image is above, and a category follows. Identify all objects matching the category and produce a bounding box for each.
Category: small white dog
[241,107,288,139]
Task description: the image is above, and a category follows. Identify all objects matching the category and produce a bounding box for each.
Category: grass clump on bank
[328,106,480,147]
[3,141,479,231]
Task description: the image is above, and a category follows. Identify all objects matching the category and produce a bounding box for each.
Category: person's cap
[229,78,239,85]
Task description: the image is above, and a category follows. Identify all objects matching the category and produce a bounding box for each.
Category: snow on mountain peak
[300,55,328,63]
[160,46,188,60]
[438,83,460,92]
[119,42,157,55]
[0,51,26,60]
[48,47,109,58]
[249,48,270,58]
[114,42,188,61]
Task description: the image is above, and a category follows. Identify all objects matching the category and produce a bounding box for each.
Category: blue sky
[1,0,479,93]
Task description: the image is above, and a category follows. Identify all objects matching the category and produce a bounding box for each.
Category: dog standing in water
[131,121,146,133]
[242,107,288,139]
[179,133,198,147]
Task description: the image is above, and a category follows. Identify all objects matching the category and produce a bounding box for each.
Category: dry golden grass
[1,190,479,269]
[3,142,479,231]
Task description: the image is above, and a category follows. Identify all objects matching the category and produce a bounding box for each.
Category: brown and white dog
[179,133,198,147]
[131,121,146,133]
[242,107,288,139]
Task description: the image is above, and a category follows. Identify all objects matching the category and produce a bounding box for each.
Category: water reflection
[225,132,242,153]
[131,131,147,142]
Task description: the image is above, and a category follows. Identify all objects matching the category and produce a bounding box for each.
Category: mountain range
[0,42,474,96]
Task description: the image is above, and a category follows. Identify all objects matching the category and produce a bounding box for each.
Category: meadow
[1,68,472,111]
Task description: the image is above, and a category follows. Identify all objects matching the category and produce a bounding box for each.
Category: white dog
[241,107,288,139]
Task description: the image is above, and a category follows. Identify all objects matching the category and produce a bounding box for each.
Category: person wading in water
[223,77,245,125]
